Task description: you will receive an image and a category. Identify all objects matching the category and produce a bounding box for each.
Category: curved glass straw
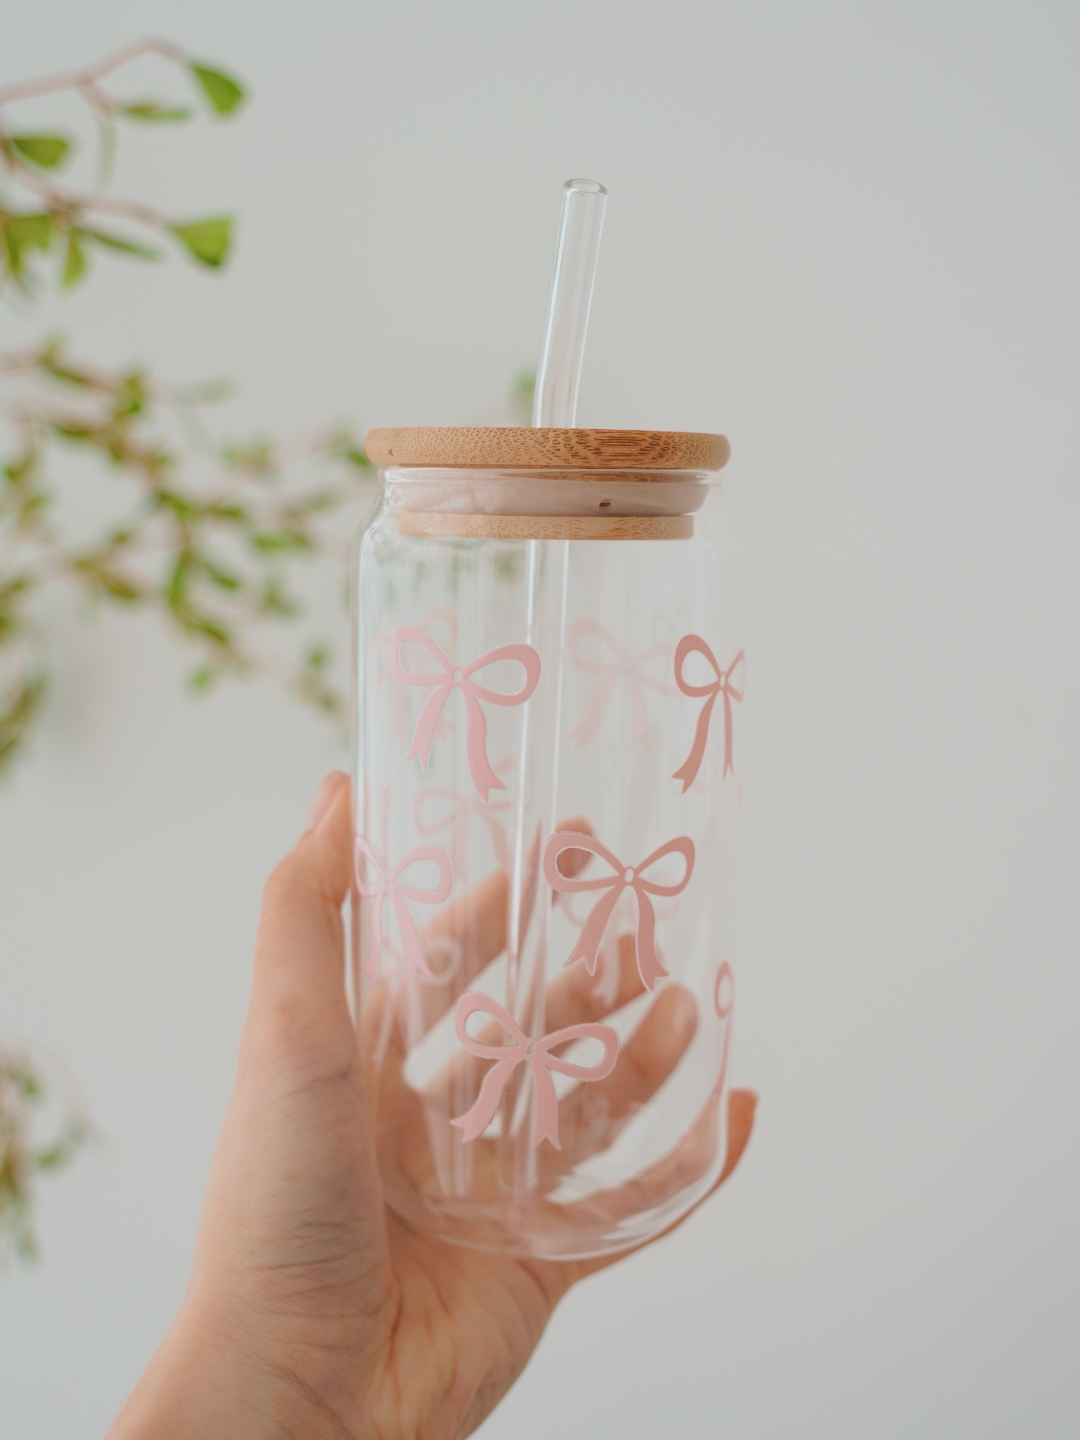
[508,181,608,1189]
[532,179,608,428]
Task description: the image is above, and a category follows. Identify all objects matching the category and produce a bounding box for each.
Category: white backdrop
[2,2,1079,1436]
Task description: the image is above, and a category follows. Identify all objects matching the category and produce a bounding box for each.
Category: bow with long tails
[710,961,735,1100]
[353,837,453,982]
[672,636,745,791]
[451,992,619,1150]
[543,831,695,992]
[374,606,458,742]
[393,626,541,802]
[568,618,670,750]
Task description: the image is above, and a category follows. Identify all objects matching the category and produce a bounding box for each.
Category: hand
[108,772,756,1440]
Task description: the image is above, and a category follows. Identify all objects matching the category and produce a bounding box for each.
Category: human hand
[108,771,756,1440]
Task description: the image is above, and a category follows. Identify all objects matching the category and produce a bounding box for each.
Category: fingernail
[304,771,346,833]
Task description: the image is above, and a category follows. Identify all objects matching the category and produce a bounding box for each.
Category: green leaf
[201,557,242,592]
[188,664,217,691]
[189,63,246,116]
[207,501,248,523]
[258,577,300,618]
[1,211,52,278]
[0,673,46,775]
[187,615,233,647]
[170,217,233,268]
[35,1120,89,1171]
[79,226,160,261]
[7,212,53,248]
[9,134,71,169]
[223,439,272,472]
[62,230,87,288]
[95,569,142,602]
[12,1064,43,1101]
[250,528,310,555]
[119,100,193,123]
[157,491,199,520]
[339,443,373,470]
[164,550,195,607]
[49,421,97,442]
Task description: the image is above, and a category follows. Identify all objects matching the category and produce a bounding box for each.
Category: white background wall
[2,1,1079,1436]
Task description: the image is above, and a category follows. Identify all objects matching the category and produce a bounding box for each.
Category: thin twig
[0,37,185,108]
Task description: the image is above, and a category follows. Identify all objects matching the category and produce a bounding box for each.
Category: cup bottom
[373,1098,729,1262]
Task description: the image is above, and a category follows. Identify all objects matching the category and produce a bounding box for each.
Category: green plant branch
[0,38,244,286]
[0,36,186,108]
[0,1036,91,1264]
[0,39,376,1262]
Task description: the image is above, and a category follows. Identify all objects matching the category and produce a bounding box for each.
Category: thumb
[248,771,355,1054]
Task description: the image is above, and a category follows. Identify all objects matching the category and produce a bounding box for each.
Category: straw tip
[563,178,607,196]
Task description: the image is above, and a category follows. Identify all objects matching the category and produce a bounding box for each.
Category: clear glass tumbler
[351,427,741,1259]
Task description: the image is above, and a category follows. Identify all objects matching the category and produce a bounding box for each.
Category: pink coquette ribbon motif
[451,992,619,1150]
[568,617,671,750]
[543,831,695,992]
[672,635,745,791]
[393,626,541,802]
[374,605,457,743]
[353,837,452,982]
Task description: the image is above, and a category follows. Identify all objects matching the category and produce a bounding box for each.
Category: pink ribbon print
[672,636,745,791]
[374,605,457,743]
[543,831,695,992]
[353,837,453,982]
[568,618,671,750]
[450,992,619,1150]
[392,626,541,802]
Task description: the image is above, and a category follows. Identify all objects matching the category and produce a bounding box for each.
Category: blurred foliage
[512,370,536,424]
[0,37,244,290]
[0,39,377,1263]
[0,1038,90,1265]
[0,38,376,781]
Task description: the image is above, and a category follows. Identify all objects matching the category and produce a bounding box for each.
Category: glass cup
[351,427,741,1260]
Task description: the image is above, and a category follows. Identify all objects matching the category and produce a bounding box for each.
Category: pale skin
[108,771,756,1440]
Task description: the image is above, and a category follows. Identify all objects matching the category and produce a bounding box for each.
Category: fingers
[404,970,697,1200]
[409,871,510,1031]
[715,1087,757,1189]
[248,772,354,1056]
[567,1087,758,1282]
[415,932,646,1127]
[540,984,697,1182]
[400,815,596,1041]
[541,932,645,1032]
[547,818,595,879]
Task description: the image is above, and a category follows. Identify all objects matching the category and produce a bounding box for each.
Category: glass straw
[532,179,608,427]
[509,180,608,1190]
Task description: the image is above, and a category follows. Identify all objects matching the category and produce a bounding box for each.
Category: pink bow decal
[543,831,695,992]
[393,626,541,801]
[711,961,734,1100]
[353,837,453,982]
[672,636,745,791]
[374,606,458,743]
[568,618,670,750]
[451,992,619,1150]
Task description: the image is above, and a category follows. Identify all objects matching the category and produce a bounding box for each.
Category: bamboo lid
[364,427,729,471]
[397,513,694,541]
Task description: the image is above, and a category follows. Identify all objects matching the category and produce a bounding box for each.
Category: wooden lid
[397,512,694,541]
[364,427,729,471]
